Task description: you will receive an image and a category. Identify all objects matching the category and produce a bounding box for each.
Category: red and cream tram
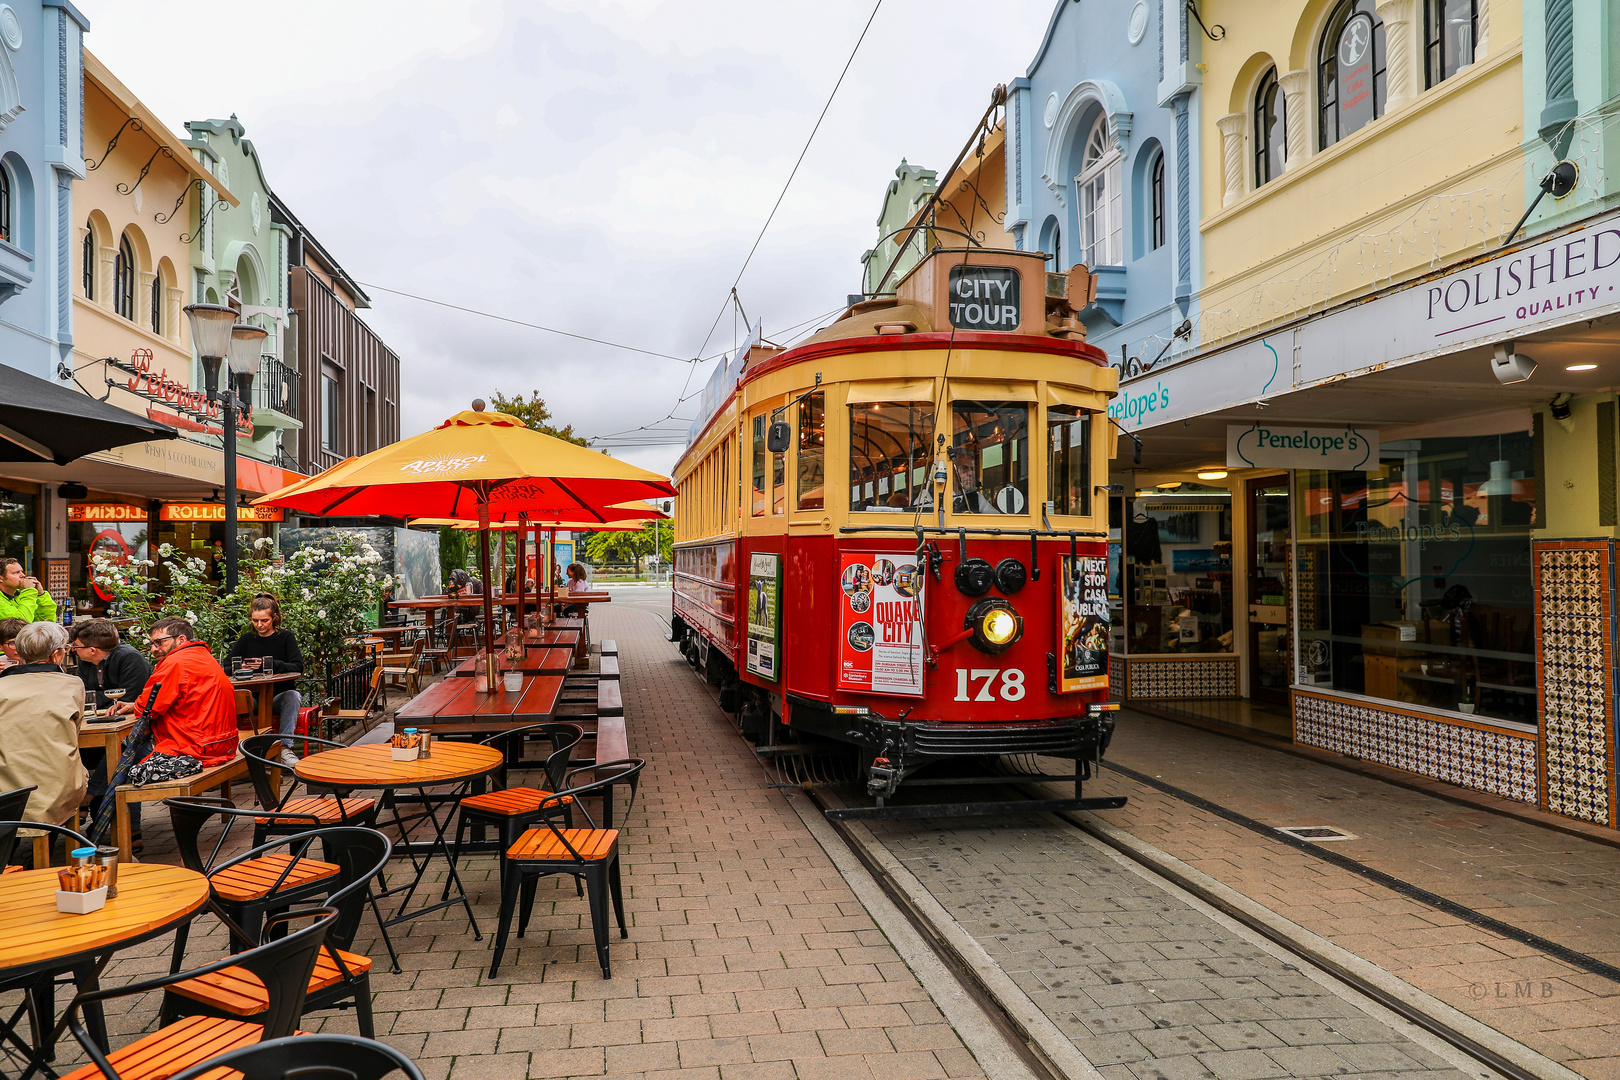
[671,247,1123,816]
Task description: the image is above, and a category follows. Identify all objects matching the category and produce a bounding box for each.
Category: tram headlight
[966,597,1023,655]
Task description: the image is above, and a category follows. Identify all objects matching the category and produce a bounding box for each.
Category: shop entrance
[1246,479,1291,704]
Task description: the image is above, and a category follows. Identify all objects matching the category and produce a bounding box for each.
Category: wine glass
[102,687,126,718]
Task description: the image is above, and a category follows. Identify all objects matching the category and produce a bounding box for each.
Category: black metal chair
[450,723,584,892]
[161,826,391,1038]
[240,733,379,847]
[55,907,338,1080]
[166,1033,425,1080]
[0,785,38,868]
[0,815,95,1067]
[489,758,646,979]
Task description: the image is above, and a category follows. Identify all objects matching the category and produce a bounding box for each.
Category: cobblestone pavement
[866,813,1486,1080]
[58,594,990,1080]
[1071,712,1620,1078]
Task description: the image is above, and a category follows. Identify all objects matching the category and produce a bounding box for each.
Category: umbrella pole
[516,513,528,642]
[545,528,556,625]
[478,524,497,691]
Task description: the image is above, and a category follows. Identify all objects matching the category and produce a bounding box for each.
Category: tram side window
[1047,406,1092,517]
[797,390,825,511]
[752,415,767,517]
[849,401,936,512]
[951,401,1029,514]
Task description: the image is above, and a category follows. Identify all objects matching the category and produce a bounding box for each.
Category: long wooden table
[449,646,572,678]
[394,673,565,731]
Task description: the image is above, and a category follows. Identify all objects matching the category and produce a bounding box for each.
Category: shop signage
[1335,13,1376,136]
[1225,424,1378,470]
[108,350,252,436]
[160,503,284,523]
[68,503,147,522]
[836,552,924,696]
[745,552,781,682]
[947,266,1021,331]
[1058,554,1110,693]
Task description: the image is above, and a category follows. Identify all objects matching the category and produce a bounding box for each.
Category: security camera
[1550,393,1576,434]
[1492,341,1536,384]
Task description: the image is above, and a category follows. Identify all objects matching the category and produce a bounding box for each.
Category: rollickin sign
[837,552,925,695]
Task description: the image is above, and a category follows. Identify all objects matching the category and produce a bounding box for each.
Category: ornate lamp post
[184,303,266,592]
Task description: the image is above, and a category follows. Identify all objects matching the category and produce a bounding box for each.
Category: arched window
[1254,68,1286,186]
[1047,223,1063,271]
[1075,114,1122,267]
[1319,0,1386,150]
[82,226,93,299]
[1425,0,1476,86]
[0,163,10,245]
[150,273,163,335]
[1150,151,1166,250]
[114,234,135,320]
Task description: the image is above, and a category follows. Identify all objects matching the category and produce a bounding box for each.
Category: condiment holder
[391,729,422,761]
[56,847,110,913]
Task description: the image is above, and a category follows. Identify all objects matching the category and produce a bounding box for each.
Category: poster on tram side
[1059,554,1110,693]
[837,552,925,696]
[745,552,780,681]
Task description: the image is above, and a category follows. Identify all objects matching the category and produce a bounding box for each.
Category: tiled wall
[1292,689,1539,804]
[1124,656,1239,700]
[1533,541,1617,826]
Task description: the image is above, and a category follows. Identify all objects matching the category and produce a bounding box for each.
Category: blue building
[1004,0,1202,370]
[0,0,87,379]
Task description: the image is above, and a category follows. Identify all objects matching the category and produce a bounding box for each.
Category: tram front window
[797,390,825,510]
[849,401,936,512]
[1047,406,1092,517]
[751,415,767,517]
[952,401,1029,514]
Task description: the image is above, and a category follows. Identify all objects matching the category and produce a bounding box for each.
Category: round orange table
[0,863,208,1065]
[296,742,502,939]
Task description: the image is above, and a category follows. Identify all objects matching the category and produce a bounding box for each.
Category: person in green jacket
[0,558,57,622]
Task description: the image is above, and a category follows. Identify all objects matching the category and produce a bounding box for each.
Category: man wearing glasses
[111,617,238,788]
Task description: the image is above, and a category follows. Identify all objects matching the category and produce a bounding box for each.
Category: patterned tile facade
[1534,542,1616,826]
[1293,690,1539,804]
[1125,657,1239,700]
[1109,655,1125,696]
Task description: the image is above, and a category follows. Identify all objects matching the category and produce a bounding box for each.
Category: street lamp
[184,303,265,592]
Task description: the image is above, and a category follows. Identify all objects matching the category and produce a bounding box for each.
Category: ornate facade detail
[1534,542,1615,826]
[1216,112,1246,206]
[1476,0,1490,59]
[1375,0,1416,109]
[0,4,22,132]
[1278,69,1311,169]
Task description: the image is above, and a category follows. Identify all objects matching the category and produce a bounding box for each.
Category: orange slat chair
[161,827,391,1039]
[487,758,646,980]
[55,906,338,1080]
[451,723,584,889]
[239,734,378,848]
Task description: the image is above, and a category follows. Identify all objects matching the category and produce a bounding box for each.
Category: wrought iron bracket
[117,146,177,197]
[1187,0,1225,40]
[87,117,142,171]
[155,177,201,226]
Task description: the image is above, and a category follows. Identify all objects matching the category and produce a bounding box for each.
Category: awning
[845,379,936,404]
[0,365,178,465]
[1047,384,1109,410]
[947,379,1039,402]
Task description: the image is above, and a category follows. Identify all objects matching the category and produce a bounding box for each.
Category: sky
[78,0,1058,478]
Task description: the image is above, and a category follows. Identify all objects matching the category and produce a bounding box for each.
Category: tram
[670,246,1125,817]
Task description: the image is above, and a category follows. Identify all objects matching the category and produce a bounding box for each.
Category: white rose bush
[92,536,395,698]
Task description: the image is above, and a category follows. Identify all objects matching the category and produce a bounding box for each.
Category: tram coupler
[867,756,902,798]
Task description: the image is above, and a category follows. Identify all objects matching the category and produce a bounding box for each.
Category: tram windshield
[797,390,825,510]
[1047,406,1092,516]
[951,401,1029,515]
[849,401,936,512]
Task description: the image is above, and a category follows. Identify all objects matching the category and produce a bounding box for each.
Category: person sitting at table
[559,562,590,617]
[68,619,155,831]
[112,617,238,787]
[226,596,304,768]
[0,617,23,671]
[0,622,87,835]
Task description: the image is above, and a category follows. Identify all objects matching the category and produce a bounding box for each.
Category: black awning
[0,365,178,465]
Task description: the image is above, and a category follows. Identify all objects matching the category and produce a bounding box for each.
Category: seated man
[226,596,304,767]
[70,619,155,833]
[113,617,238,785]
[0,617,23,671]
[0,622,88,829]
[0,558,57,622]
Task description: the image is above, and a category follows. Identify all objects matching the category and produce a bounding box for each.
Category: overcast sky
[80,0,1056,477]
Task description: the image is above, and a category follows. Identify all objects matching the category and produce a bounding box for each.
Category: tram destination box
[896,248,1048,336]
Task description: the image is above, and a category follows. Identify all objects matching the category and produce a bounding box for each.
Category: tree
[581,520,671,569]
[488,390,587,446]
[438,525,469,582]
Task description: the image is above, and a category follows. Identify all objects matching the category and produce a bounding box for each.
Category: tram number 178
[954,668,1026,702]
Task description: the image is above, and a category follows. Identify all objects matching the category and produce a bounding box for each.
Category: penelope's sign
[1227,424,1378,471]
[947,265,1020,331]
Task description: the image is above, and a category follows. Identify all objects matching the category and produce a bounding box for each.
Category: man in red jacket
[114,617,238,782]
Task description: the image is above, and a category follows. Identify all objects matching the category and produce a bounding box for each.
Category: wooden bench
[115,756,248,863]
[599,640,617,657]
[598,655,620,680]
[597,680,623,719]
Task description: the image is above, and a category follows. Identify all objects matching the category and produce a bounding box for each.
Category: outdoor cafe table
[78,713,138,770]
[449,646,572,677]
[0,863,208,1068]
[394,672,565,731]
[498,627,579,650]
[229,670,302,734]
[296,742,503,944]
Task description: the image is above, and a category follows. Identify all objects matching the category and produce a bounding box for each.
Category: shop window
[751,415,768,517]
[82,226,94,299]
[1047,407,1092,516]
[1254,67,1285,187]
[1425,0,1476,87]
[114,234,135,320]
[796,391,825,511]
[1122,487,1234,654]
[951,401,1028,514]
[0,490,36,576]
[1319,0,1386,151]
[1150,152,1165,250]
[1076,115,1122,267]
[1296,433,1537,725]
[849,400,935,512]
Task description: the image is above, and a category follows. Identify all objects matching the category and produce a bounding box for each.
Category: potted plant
[1457,691,1476,714]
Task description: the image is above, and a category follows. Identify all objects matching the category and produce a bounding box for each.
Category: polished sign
[160,503,284,523]
[1058,554,1110,693]
[1226,424,1378,471]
